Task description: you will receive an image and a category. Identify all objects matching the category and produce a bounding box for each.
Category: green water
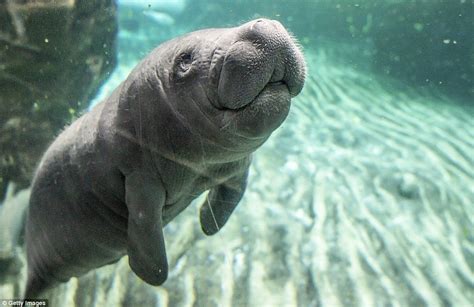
[1,1,472,306]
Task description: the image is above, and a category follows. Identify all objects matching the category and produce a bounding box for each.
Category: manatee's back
[24,102,127,298]
[24,111,94,297]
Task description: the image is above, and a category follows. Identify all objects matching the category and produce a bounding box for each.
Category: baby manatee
[24,18,306,298]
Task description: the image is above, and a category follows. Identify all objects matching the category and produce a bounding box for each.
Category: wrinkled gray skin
[24,19,305,298]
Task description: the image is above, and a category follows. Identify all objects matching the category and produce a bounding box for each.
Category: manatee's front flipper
[125,171,168,285]
[199,170,249,236]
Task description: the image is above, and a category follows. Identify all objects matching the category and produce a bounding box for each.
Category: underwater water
[1,1,473,306]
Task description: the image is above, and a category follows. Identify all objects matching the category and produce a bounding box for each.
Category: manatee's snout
[217,19,306,110]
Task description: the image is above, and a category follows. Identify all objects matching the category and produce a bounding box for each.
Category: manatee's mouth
[217,76,293,139]
[212,19,305,111]
[230,79,291,111]
[214,52,298,112]
[269,80,285,86]
[207,18,306,138]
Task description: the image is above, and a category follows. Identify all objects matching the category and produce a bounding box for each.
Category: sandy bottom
[1,44,473,306]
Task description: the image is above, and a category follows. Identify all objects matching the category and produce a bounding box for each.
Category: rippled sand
[1,45,473,307]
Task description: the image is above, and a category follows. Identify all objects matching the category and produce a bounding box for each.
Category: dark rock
[0,0,117,200]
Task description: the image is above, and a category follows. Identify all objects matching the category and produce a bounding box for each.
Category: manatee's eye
[177,52,193,72]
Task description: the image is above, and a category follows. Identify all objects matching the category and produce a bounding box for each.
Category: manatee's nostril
[250,19,263,31]
[250,18,274,31]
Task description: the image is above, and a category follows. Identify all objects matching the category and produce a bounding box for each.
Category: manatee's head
[124,19,305,161]
[161,19,304,136]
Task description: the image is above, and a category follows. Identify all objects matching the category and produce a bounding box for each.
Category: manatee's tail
[23,271,54,299]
